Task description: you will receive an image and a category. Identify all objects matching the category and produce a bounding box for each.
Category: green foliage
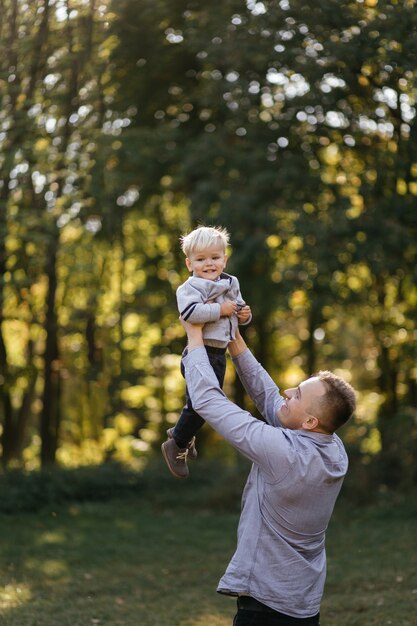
[107,0,417,484]
[0,463,143,514]
[0,457,250,515]
[0,0,416,487]
[139,457,249,512]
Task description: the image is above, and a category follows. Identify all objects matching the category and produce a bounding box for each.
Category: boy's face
[186,244,227,280]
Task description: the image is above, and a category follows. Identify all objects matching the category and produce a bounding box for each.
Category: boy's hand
[237,305,251,323]
[220,300,237,317]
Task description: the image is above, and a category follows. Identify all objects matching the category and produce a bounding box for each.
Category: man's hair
[316,370,356,433]
[180,225,230,257]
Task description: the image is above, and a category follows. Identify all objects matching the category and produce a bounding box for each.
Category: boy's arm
[228,331,284,427]
[177,283,237,323]
[237,305,252,325]
[181,302,221,324]
[177,284,221,323]
[230,276,252,326]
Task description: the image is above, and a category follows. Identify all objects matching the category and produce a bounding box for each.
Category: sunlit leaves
[0,0,416,478]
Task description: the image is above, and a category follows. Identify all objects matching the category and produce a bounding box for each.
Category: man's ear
[302,416,319,431]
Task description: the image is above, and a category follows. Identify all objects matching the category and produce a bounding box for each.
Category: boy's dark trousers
[173,346,226,448]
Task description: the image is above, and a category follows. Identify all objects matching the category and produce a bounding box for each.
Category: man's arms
[182,320,205,352]
[181,323,283,427]
[184,321,250,355]
[182,320,248,355]
[227,328,249,358]
[181,339,289,477]
[228,330,284,427]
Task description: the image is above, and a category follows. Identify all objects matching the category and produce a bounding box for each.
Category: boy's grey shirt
[176,272,251,347]
[183,346,348,619]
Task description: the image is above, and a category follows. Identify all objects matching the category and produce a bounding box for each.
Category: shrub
[0,462,143,514]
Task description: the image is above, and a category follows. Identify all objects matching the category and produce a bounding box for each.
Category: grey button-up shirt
[183,346,348,619]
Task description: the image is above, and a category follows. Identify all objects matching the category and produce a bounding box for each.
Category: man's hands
[180,319,204,351]
[227,328,248,358]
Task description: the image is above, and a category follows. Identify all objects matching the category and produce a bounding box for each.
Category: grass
[322,492,417,626]
[0,460,416,626]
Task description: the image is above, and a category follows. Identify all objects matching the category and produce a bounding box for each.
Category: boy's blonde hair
[180,225,230,257]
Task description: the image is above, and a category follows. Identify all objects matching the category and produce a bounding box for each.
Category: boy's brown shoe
[161,438,189,479]
[166,428,197,461]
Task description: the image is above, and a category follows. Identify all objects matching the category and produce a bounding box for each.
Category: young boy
[161,225,252,479]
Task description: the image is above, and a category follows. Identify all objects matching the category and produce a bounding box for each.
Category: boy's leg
[161,354,198,479]
[162,348,227,478]
[172,348,226,447]
[209,348,227,386]
[172,399,204,448]
[161,397,199,479]
[161,434,190,479]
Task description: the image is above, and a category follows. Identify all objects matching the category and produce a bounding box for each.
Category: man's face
[186,244,227,280]
[278,377,327,430]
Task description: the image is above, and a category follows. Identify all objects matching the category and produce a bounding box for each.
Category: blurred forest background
[1,0,416,492]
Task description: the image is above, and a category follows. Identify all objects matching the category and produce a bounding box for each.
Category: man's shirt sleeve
[232,349,285,427]
[183,347,291,480]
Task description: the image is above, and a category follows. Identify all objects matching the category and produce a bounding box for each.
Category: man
[181,321,356,626]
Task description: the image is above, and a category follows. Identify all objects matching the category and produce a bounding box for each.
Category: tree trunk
[0,175,14,466]
[376,343,401,485]
[0,0,51,467]
[40,239,61,467]
[14,366,38,460]
[305,298,322,376]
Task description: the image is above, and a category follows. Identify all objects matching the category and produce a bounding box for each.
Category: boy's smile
[186,244,227,280]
